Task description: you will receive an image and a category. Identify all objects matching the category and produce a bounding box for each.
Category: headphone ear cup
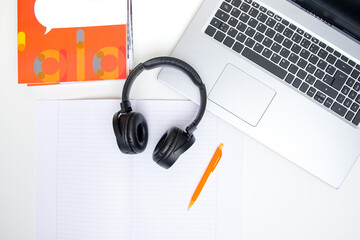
[117,112,148,154]
[153,127,195,169]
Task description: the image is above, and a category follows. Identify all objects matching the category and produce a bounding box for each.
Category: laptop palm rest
[208,64,276,127]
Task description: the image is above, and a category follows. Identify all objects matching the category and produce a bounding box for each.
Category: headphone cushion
[119,112,148,154]
[153,127,195,169]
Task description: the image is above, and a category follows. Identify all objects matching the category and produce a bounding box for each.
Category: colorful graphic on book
[18,0,127,84]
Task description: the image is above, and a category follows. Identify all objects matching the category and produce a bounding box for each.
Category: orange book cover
[17,0,132,85]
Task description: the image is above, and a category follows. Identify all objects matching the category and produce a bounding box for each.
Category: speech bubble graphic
[34,0,127,34]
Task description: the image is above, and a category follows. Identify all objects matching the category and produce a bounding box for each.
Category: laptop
[158,0,360,188]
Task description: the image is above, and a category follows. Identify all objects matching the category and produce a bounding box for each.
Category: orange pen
[188,143,224,210]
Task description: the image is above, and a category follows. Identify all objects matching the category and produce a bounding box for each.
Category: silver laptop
[158,0,360,188]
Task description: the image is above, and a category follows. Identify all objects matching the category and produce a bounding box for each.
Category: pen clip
[212,144,223,171]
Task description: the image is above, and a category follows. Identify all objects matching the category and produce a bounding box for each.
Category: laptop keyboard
[204,0,360,126]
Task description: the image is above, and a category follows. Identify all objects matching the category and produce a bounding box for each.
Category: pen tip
[188,201,194,210]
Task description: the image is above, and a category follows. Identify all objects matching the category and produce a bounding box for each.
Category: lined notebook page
[56,101,133,240]
[132,101,218,240]
[36,100,221,240]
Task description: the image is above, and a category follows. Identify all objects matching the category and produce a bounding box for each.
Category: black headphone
[112,56,207,169]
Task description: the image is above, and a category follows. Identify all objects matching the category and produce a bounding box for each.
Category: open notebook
[35,100,243,240]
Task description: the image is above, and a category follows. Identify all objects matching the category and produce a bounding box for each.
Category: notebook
[18,0,132,85]
[158,0,360,188]
[35,100,243,240]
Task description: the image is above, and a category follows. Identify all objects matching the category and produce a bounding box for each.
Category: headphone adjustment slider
[186,124,197,137]
[120,100,132,113]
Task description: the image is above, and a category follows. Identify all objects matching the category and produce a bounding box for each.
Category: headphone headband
[120,56,207,135]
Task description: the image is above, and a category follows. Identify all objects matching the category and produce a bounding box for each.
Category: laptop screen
[289,0,360,42]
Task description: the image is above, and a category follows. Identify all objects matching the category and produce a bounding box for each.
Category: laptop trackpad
[208,64,276,126]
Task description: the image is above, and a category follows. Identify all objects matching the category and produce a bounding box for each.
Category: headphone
[112,56,207,169]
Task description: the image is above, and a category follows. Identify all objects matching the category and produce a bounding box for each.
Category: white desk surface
[1,0,360,239]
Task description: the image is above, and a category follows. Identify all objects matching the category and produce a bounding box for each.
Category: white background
[1,0,360,239]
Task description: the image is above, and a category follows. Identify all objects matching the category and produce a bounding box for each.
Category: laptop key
[331,102,347,117]
[214,31,226,42]
[254,32,264,42]
[236,22,247,32]
[228,17,239,27]
[324,97,334,108]
[337,94,346,103]
[257,13,268,23]
[282,38,293,49]
[291,44,301,54]
[216,10,230,22]
[232,41,244,53]
[231,8,241,18]
[335,59,352,75]
[307,87,316,97]
[228,28,238,38]
[265,28,275,38]
[223,36,235,48]
[285,73,295,84]
[289,53,299,63]
[351,103,359,112]
[318,49,328,59]
[219,22,230,32]
[280,48,290,58]
[248,18,258,28]
[210,18,222,28]
[305,75,316,85]
[240,2,251,12]
[354,82,360,92]
[326,54,336,65]
[281,19,289,26]
[314,92,326,103]
[296,69,307,79]
[292,78,302,88]
[274,33,284,44]
[239,13,250,23]
[220,2,232,13]
[262,48,272,58]
[314,80,337,98]
[271,42,281,53]
[283,28,294,38]
[280,58,290,69]
[259,6,267,12]
[271,53,281,64]
[242,47,287,79]
[346,78,355,87]
[245,38,255,48]
[323,74,334,85]
[345,111,355,121]
[253,43,264,53]
[263,37,273,47]
[306,63,316,74]
[332,70,347,90]
[256,23,267,33]
[326,65,336,75]
[248,8,259,18]
[245,27,256,37]
[309,44,319,54]
[300,82,309,93]
[291,33,302,43]
[289,23,297,30]
[231,0,242,8]
[265,18,276,28]
[205,26,216,37]
[289,64,298,74]
[236,33,246,42]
